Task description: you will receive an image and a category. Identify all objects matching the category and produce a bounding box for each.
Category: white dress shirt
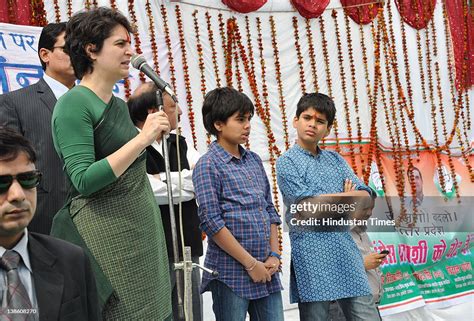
[140,128,201,205]
[0,230,38,308]
[42,73,70,100]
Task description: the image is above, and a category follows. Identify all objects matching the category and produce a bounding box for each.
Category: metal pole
[156,90,185,319]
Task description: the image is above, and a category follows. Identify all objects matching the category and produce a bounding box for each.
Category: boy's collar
[295,143,322,157]
[211,141,247,163]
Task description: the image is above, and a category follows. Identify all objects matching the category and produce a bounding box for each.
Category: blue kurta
[276,144,373,303]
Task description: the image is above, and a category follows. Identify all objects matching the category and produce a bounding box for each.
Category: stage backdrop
[0,0,473,318]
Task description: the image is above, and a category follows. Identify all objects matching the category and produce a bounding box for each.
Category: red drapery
[395,0,436,30]
[446,0,474,90]
[0,0,31,25]
[221,0,267,13]
[290,0,330,19]
[341,0,382,24]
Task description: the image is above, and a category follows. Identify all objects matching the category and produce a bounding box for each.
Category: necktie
[0,250,36,321]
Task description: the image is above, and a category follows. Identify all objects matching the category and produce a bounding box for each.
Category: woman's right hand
[247,261,272,283]
[138,110,170,146]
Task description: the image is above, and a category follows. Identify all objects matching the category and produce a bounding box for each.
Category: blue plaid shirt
[192,141,282,300]
[277,145,373,303]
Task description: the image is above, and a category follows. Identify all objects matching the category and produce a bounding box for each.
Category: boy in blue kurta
[276,93,380,321]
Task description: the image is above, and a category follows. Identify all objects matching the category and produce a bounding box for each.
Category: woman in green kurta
[51,8,172,320]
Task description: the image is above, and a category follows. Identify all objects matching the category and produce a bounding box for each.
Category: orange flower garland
[292,17,306,94]
[66,0,72,19]
[30,0,47,26]
[423,19,447,195]
[256,16,280,213]
[206,12,222,88]
[176,5,198,150]
[332,10,357,174]
[318,14,339,152]
[244,16,257,90]
[53,0,61,22]
[397,0,421,158]
[193,10,209,145]
[232,31,244,93]
[146,0,160,75]
[225,17,234,88]
[429,16,459,200]
[386,1,418,215]
[109,0,117,10]
[343,11,363,176]
[269,15,290,151]
[305,19,319,92]
[128,0,145,83]
[160,4,177,92]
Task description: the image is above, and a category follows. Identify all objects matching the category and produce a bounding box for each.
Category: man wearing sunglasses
[0,23,75,235]
[0,127,98,320]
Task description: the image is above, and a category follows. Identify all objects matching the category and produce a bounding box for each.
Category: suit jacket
[29,232,98,321]
[0,79,69,234]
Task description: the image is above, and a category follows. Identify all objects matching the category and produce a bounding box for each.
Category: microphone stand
[156,90,217,321]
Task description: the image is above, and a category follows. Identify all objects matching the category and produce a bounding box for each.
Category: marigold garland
[361,21,374,184]
[109,0,117,10]
[332,10,357,174]
[343,11,363,176]
[256,16,280,213]
[193,10,209,146]
[218,13,231,87]
[397,0,421,158]
[374,14,408,226]
[429,16,460,200]
[146,0,160,75]
[161,4,177,92]
[386,0,418,216]
[245,17,257,89]
[232,30,244,93]
[269,16,290,151]
[319,14,339,152]
[53,0,61,22]
[127,0,145,83]
[66,0,72,18]
[206,12,222,88]
[370,16,394,220]
[292,17,306,94]
[423,18,447,195]
[30,0,47,26]
[176,5,197,150]
[305,19,320,92]
[382,14,407,210]
[225,17,234,88]
[230,18,247,148]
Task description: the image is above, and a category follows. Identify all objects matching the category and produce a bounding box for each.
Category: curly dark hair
[65,7,133,79]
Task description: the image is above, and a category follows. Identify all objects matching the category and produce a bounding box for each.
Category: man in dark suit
[128,82,204,321]
[0,127,98,321]
[0,23,75,234]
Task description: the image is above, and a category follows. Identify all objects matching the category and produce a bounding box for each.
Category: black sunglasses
[0,170,42,194]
